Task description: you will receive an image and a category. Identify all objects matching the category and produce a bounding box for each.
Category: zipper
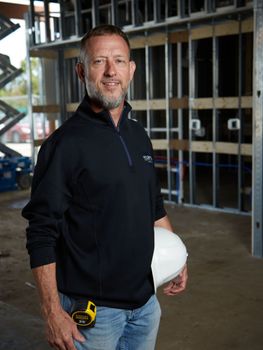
[117,132,133,167]
[108,111,134,168]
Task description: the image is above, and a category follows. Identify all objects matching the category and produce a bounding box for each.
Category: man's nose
[104,60,116,77]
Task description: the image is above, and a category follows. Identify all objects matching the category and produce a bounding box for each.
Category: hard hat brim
[151,227,188,291]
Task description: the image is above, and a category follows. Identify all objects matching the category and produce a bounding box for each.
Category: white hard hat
[151,227,188,291]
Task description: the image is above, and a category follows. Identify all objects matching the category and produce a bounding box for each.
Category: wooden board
[152,139,169,150]
[129,99,166,110]
[66,103,79,112]
[130,19,253,48]
[32,105,60,113]
[150,138,251,157]
[130,36,146,49]
[33,139,44,147]
[191,97,252,109]
[129,100,148,110]
[64,48,79,59]
[191,17,253,40]
[191,141,252,156]
[170,97,189,109]
[30,49,58,59]
[130,96,251,111]
[169,31,189,43]
[170,139,189,151]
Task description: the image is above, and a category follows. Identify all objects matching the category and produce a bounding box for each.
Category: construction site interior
[0,1,263,349]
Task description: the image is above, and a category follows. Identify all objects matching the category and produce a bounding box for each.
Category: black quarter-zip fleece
[22,95,166,309]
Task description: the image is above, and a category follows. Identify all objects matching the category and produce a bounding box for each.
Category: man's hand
[32,263,85,349]
[45,307,85,350]
[163,264,188,296]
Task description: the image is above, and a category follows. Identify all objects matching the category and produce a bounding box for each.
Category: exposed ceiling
[0,1,29,20]
[0,1,49,20]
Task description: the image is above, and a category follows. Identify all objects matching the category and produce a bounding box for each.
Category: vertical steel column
[177,42,184,204]
[58,0,66,40]
[132,0,140,26]
[237,16,243,211]
[36,19,42,45]
[165,34,172,201]
[74,0,83,37]
[165,0,168,18]
[154,0,161,22]
[111,0,119,26]
[29,0,36,46]
[25,13,35,164]
[252,0,263,258]
[92,0,99,26]
[236,0,246,7]
[58,49,67,124]
[212,24,219,208]
[207,0,216,13]
[179,0,187,17]
[188,24,196,205]
[44,0,51,42]
[145,39,151,136]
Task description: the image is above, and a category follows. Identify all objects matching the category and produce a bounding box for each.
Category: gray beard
[85,78,127,110]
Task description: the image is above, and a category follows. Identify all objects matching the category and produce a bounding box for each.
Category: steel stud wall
[252,0,263,258]
[25,0,263,257]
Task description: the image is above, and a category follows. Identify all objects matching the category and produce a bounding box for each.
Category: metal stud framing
[165,33,172,202]
[188,24,196,205]
[212,24,219,208]
[177,41,184,204]
[252,0,263,258]
[43,0,50,42]
[26,1,262,257]
[237,15,243,212]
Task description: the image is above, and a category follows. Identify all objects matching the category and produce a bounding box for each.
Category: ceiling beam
[0,3,28,20]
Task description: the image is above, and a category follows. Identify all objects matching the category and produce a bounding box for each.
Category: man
[22,25,187,350]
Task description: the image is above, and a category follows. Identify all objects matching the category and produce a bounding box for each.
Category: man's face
[80,34,136,110]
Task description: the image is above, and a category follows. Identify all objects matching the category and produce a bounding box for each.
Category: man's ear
[129,60,136,82]
[75,62,85,83]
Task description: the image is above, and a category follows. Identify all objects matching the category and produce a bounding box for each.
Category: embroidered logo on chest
[143,155,153,164]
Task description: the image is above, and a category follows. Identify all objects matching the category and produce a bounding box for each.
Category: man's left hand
[163,264,188,296]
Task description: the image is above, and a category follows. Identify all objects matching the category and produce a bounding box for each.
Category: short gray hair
[79,24,131,65]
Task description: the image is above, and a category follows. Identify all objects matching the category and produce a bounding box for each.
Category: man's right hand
[45,308,85,350]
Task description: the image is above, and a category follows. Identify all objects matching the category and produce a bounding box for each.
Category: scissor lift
[0,14,32,191]
[0,154,32,192]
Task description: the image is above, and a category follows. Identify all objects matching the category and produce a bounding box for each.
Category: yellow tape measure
[71,300,96,327]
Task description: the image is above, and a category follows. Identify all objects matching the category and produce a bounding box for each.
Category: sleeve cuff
[29,246,56,269]
[155,206,167,221]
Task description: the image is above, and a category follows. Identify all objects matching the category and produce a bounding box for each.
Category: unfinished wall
[26,0,253,214]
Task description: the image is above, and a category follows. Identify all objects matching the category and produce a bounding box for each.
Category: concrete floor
[0,191,263,350]
[156,206,263,350]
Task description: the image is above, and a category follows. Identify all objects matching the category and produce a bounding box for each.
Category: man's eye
[116,59,126,64]
[94,59,104,64]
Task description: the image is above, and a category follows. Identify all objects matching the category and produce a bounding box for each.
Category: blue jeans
[60,293,161,350]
